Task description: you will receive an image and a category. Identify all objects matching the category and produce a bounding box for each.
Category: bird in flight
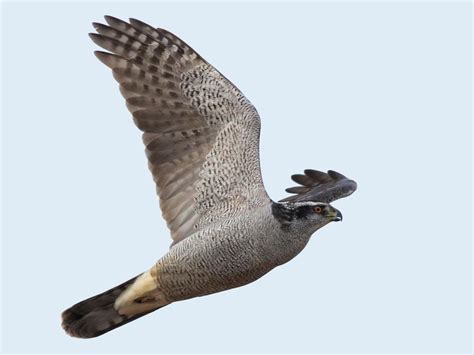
[61,16,357,338]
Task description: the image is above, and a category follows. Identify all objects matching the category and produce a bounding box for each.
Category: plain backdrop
[1,1,472,353]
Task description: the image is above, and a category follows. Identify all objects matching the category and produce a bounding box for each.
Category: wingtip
[94,51,112,67]
[128,17,139,25]
[104,14,115,21]
[282,168,357,203]
[129,17,152,29]
[348,179,358,192]
[290,174,305,184]
[91,15,121,29]
[304,169,323,175]
[104,15,124,26]
[327,170,346,180]
[88,32,100,42]
[93,50,105,58]
[304,169,331,182]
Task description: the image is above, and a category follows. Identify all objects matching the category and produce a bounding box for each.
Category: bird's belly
[154,229,281,302]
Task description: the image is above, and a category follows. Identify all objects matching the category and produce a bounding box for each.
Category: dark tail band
[61,274,162,338]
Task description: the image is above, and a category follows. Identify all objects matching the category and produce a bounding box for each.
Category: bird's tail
[61,272,166,338]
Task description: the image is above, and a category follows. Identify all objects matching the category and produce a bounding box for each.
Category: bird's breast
[156,218,306,301]
[155,216,307,302]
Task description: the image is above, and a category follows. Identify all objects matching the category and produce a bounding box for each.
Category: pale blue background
[1,1,472,353]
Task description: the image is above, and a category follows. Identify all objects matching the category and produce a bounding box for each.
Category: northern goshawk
[61,16,357,338]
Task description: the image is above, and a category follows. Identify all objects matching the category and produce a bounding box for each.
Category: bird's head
[272,201,342,234]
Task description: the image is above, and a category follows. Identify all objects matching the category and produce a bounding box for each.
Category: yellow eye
[314,206,323,214]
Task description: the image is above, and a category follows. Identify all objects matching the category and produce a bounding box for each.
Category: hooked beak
[327,208,343,222]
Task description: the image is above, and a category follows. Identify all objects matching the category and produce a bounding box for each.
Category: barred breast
[153,204,312,302]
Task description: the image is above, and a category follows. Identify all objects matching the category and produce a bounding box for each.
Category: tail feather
[61,274,161,338]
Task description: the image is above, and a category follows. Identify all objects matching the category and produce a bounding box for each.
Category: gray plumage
[61,16,357,339]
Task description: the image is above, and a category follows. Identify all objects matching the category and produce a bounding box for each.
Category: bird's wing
[90,16,270,246]
[280,169,357,204]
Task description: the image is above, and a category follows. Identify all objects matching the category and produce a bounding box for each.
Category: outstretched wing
[280,169,357,203]
[90,16,270,245]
